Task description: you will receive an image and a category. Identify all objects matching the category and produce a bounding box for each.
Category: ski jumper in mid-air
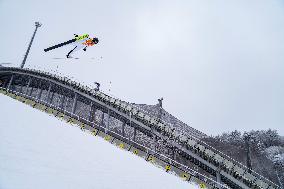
[44,34,99,58]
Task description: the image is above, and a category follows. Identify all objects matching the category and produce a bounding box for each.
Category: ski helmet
[92,38,99,44]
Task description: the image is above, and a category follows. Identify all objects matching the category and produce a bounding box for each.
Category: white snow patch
[0,94,200,189]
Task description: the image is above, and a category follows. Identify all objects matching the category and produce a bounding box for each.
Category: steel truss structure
[0,67,280,189]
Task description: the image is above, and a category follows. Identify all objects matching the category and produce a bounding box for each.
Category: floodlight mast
[20,22,42,69]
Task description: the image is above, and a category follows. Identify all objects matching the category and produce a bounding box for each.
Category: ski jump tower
[0,67,280,189]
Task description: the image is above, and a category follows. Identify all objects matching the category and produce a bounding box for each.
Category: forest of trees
[202,129,284,188]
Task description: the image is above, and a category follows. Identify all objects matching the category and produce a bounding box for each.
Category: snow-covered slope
[0,94,200,189]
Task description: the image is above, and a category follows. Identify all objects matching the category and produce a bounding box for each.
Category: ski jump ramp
[0,67,280,189]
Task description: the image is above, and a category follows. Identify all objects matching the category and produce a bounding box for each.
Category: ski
[44,39,76,52]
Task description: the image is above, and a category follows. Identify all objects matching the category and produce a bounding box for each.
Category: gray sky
[0,0,283,136]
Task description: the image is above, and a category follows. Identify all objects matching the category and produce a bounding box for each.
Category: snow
[265,146,284,166]
[0,94,200,189]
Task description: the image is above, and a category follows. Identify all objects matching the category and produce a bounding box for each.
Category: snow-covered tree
[202,129,284,186]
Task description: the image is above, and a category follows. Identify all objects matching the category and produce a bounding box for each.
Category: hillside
[0,94,199,189]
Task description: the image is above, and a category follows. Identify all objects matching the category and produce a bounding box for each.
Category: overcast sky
[0,0,283,136]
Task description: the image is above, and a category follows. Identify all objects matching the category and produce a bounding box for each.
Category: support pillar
[122,122,125,137]
[20,81,24,94]
[100,112,105,127]
[46,83,52,103]
[49,91,54,104]
[133,127,137,142]
[7,75,14,91]
[25,77,32,95]
[29,85,34,96]
[37,87,43,101]
[89,102,97,123]
[152,136,156,152]
[172,147,176,160]
[128,112,132,142]
[71,92,78,114]
[106,108,110,133]
[88,101,93,122]
[37,80,42,101]
[3,78,9,89]
[60,94,65,110]
[92,108,97,123]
